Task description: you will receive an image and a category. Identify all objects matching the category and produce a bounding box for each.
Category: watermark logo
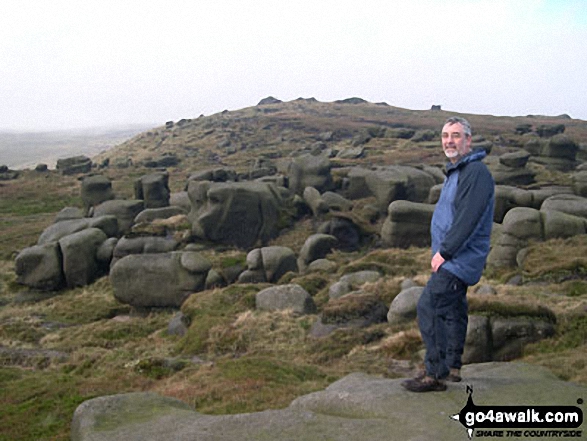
[450,385,583,439]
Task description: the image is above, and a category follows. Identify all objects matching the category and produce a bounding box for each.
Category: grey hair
[444,117,472,137]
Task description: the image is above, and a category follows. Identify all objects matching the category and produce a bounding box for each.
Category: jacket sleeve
[439,161,494,260]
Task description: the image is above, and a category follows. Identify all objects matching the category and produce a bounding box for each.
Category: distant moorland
[0,124,155,170]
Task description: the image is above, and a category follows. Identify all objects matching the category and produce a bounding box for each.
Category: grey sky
[1,0,586,131]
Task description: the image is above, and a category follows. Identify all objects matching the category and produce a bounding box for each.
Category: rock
[35,163,48,172]
[336,146,364,159]
[302,186,329,216]
[258,96,282,105]
[96,237,117,267]
[54,207,85,222]
[328,280,352,300]
[287,154,333,195]
[327,272,381,301]
[339,270,381,286]
[205,269,225,289]
[261,246,298,282]
[487,207,587,269]
[306,259,337,273]
[37,216,118,245]
[81,175,114,213]
[188,181,289,248]
[56,156,92,175]
[573,170,587,197]
[380,200,434,248]
[486,158,537,186]
[427,183,443,204]
[462,315,491,364]
[135,172,170,209]
[170,191,192,212]
[541,194,587,219]
[93,200,144,234]
[168,312,190,337]
[71,363,587,441]
[317,216,364,252]
[59,228,108,288]
[345,166,436,213]
[255,284,316,315]
[320,192,353,212]
[134,206,187,224]
[400,279,419,290]
[15,242,64,291]
[499,150,530,168]
[491,318,555,361]
[387,286,424,325]
[187,168,237,183]
[143,154,180,168]
[113,236,179,259]
[473,284,497,295]
[297,234,338,270]
[110,252,211,308]
[239,246,297,283]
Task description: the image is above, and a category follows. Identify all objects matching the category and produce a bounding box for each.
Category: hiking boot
[401,376,447,392]
[446,368,462,382]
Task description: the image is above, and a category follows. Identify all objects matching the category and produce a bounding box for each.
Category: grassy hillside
[0,99,586,440]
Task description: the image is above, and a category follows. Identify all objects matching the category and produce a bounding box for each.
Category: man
[402,117,494,392]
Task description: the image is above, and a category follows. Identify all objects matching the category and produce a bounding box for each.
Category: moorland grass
[1,102,586,439]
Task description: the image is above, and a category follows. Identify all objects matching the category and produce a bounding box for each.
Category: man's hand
[431,252,445,272]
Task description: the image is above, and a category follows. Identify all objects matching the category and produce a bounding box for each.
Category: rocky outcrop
[15,217,119,291]
[188,181,289,248]
[493,185,573,222]
[93,200,144,234]
[134,172,171,209]
[297,234,338,271]
[287,154,334,195]
[238,246,298,284]
[486,154,536,186]
[328,271,382,300]
[71,363,586,441]
[255,284,316,315]
[463,316,555,363]
[525,134,579,171]
[110,251,211,308]
[541,194,587,219]
[386,286,424,325]
[81,175,115,214]
[380,200,435,248]
[344,166,438,213]
[487,207,587,268]
[56,156,92,175]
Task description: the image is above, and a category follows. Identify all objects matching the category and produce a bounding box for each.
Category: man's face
[441,122,472,163]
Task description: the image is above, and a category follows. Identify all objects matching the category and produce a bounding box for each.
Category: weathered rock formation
[188,181,290,248]
[110,251,211,308]
[380,200,435,248]
[71,363,586,441]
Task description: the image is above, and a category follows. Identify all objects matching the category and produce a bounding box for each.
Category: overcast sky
[1,0,586,131]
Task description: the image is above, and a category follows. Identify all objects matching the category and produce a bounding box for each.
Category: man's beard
[444,148,459,159]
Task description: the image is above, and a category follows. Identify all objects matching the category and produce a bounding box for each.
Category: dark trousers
[416,267,468,379]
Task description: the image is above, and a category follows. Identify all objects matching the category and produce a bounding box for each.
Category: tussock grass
[521,236,587,284]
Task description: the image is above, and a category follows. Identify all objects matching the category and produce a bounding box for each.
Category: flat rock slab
[72,362,586,441]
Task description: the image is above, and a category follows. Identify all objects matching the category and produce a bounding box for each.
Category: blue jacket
[431,148,494,286]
